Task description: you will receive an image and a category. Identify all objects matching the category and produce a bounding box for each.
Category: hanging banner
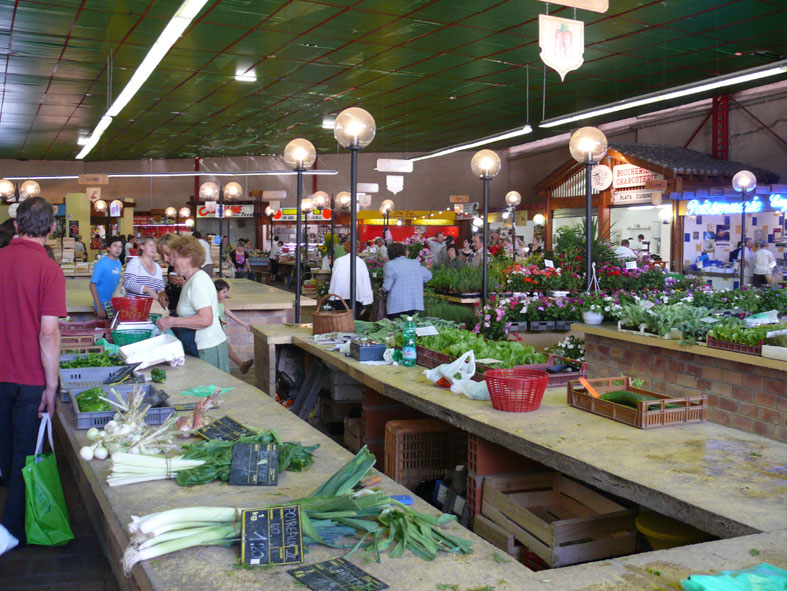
[539,15,584,82]
[386,175,403,195]
[538,0,608,13]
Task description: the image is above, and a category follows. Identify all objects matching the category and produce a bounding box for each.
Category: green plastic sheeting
[681,563,787,591]
[178,385,234,397]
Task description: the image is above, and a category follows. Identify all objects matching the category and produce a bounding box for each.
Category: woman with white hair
[752,240,776,286]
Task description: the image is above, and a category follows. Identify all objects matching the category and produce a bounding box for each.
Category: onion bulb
[86,428,100,442]
[80,446,95,461]
[94,446,109,460]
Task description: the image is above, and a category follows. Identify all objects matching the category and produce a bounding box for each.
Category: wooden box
[566,376,708,429]
[482,471,636,567]
[343,416,361,453]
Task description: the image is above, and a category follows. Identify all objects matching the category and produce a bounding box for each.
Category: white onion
[86,427,100,442]
[94,446,109,460]
[80,446,94,461]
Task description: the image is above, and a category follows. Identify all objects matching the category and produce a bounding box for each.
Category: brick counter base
[585,334,786,442]
[224,309,294,357]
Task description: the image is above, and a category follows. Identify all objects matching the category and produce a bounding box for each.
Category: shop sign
[377,158,413,173]
[612,164,662,189]
[78,173,108,185]
[539,14,584,82]
[262,190,286,200]
[538,0,608,13]
[358,193,372,207]
[450,195,470,203]
[133,215,150,225]
[197,204,255,218]
[276,209,331,221]
[357,183,378,193]
[686,197,764,216]
[591,165,612,191]
[611,189,661,205]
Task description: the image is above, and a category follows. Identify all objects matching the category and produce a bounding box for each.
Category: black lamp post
[568,127,608,291]
[283,138,317,323]
[334,108,376,317]
[301,196,313,271]
[505,191,521,261]
[199,180,241,278]
[732,170,757,289]
[380,199,394,240]
[471,150,502,305]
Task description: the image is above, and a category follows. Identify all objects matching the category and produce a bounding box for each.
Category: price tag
[544,259,554,268]
[289,558,389,591]
[242,506,303,567]
[230,443,279,486]
[625,261,637,270]
[194,416,257,441]
[415,326,439,337]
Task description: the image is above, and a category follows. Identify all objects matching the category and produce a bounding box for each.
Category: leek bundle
[122,447,472,574]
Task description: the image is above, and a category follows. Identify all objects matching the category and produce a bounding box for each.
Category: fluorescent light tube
[410,125,532,162]
[540,60,787,128]
[77,0,209,159]
[235,70,257,82]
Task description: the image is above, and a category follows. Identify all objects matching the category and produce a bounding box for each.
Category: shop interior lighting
[322,115,336,130]
[532,213,546,226]
[541,60,787,129]
[2,170,337,181]
[235,68,257,82]
[76,0,211,159]
[410,125,532,162]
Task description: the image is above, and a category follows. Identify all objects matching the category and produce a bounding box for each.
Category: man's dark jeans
[0,382,44,545]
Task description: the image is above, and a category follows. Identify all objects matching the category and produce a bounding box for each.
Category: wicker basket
[485,369,549,412]
[313,293,355,335]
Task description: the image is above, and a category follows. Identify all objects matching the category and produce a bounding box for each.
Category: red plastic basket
[485,369,549,412]
[111,296,153,322]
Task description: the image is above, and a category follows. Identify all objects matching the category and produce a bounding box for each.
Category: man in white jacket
[329,253,373,319]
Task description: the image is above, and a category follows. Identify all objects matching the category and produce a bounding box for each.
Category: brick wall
[585,334,787,442]
[224,309,293,356]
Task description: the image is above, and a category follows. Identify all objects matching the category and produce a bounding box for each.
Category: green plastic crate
[112,329,152,346]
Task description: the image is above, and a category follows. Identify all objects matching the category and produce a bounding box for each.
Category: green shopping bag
[22,413,74,546]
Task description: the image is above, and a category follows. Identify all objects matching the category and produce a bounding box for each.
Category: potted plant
[579,292,605,325]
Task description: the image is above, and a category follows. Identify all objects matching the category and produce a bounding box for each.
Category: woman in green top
[156,236,229,372]
[214,279,253,374]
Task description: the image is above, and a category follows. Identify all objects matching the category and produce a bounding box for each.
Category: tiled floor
[0,446,119,591]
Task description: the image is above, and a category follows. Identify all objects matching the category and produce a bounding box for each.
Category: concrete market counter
[65,278,315,359]
[575,323,787,443]
[54,356,533,591]
[251,325,787,542]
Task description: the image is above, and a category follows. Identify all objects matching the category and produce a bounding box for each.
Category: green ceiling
[0,0,785,161]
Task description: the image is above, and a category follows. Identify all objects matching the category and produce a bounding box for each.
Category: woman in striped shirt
[123,236,165,302]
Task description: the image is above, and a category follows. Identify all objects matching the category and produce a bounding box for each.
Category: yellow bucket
[636,512,713,550]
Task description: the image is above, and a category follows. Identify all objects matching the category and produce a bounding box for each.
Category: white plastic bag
[423,351,476,388]
[450,376,490,400]
[0,524,19,556]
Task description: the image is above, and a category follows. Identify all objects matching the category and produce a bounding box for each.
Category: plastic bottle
[402,316,417,367]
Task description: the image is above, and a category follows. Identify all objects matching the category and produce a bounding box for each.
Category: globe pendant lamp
[470,149,502,304]
[283,138,317,322]
[334,107,376,317]
[505,191,521,261]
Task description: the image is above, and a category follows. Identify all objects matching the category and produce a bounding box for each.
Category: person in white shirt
[752,240,776,286]
[269,236,280,280]
[614,239,637,260]
[368,237,387,259]
[328,253,373,318]
[429,232,445,260]
[191,231,213,277]
[742,237,755,283]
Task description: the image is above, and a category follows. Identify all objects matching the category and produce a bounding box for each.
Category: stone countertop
[288,334,787,539]
[574,322,787,372]
[65,277,316,313]
[54,356,535,591]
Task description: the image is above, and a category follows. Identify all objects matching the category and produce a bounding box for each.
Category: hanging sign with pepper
[539,14,585,82]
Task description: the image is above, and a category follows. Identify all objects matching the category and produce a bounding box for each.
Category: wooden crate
[566,376,708,429]
[482,471,636,567]
[343,416,361,453]
[474,514,549,571]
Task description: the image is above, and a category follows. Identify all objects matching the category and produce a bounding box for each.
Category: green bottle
[402,316,417,367]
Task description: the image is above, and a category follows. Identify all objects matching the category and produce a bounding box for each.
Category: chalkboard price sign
[194,416,256,441]
[229,443,279,486]
[241,506,303,567]
[288,558,389,591]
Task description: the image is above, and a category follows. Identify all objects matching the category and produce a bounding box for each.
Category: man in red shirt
[0,197,66,554]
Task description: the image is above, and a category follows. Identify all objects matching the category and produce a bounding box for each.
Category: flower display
[405,235,434,267]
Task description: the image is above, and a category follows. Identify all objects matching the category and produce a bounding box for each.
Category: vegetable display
[61,352,123,368]
[354,316,464,347]
[76,387,111,412]
[417,328,547,368]
[707,321,787,346]
[122,447,472,574]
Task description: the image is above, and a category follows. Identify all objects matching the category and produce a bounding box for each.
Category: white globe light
[658,206,674,222]
[569,127,608,164]
[301,197,314,212]
[223,182,243,199]
[470,149,501,178]
[532,213,546,226]
[164,206,177,218]
[199,181,218,200]
[178,207,191,219]
[380,199,394,213]
[185,218,195,228]
[472,217,484,227]
[505,190,521,206]
[336,191,351,209]
[312,191,330,209]
[0,179,15,199]
[264,205,275,216]
[20,180,41,199]
[225,208,234,217]
[502,211,510,220]
[94,199,107,212]
[334,107,376,149]
[110,199,124,213]
[283,138,317,170]
[732,170,757,193]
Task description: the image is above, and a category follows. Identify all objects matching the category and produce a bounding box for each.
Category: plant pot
[529,320,556,332]
[582,311,604,325]
[554,320,573,331]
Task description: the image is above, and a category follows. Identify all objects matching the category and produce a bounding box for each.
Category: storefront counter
[575,323,787,443]
[252,325,787,541]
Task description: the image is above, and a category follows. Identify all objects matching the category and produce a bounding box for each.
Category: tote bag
[22,413,74,546]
